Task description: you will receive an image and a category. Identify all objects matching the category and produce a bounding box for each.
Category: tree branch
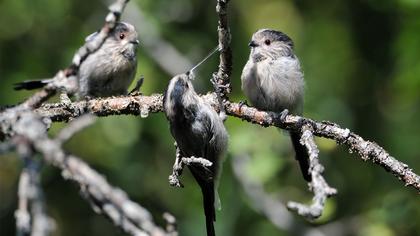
[6,112,174,236]
[35,94,163,122]
[213,0,233,99]
[287,125,337,220]
[14,139,55,236]
[32,95,420,193]
[15,167,31,236]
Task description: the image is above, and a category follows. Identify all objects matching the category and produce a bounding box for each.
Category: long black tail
[290,131,312,182]
[14,80,49,90]
[200,181,216,236]
[190,166,216,236]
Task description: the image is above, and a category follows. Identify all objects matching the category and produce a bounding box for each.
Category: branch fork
[169,145,213,188]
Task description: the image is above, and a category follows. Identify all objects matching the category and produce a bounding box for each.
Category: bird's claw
[280,109,289,122]
[59,92,72,107]
[238,100,249,112]
[129,76,144,95]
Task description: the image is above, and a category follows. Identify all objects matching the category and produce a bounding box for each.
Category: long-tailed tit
[14,22,139,98]
[241,29,311,181]
[163,48,228,236]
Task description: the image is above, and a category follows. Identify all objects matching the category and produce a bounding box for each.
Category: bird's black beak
[248,40,258,48]
[131,39,140,45]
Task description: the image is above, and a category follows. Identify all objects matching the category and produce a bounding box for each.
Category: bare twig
[14,140,55,236]
[15,168,31,236]
[168,146,185,188]
[287,125,337,220]
[63,155,166,236]
[232,155,366,236]
[55,115,96,143]
[168,145,213,188]
[162,212,178,236]
[213,0,233,99]
[231,155,295,230]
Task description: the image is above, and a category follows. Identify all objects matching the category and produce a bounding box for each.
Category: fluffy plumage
[164,74,228,236]
[14,22,139,99]
[241,29,311,181]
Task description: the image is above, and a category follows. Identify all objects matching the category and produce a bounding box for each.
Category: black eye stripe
[113,23,130,39]
[259,29,294,48]
[115,23,129,33]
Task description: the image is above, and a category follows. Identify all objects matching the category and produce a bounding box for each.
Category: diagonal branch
[8,112,173,236]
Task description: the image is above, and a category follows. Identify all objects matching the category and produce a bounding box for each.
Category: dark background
[1,0,419,235]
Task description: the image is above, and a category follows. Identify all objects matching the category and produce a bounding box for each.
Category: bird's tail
[290,131,312,182]
[200,181,216,236]
[14,79,51,90]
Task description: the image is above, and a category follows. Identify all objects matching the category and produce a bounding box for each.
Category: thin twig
[287,125,337,220]
[29,162,56,236]
[232,154,362,236]
[14,140,55,236]
[213,0,233,99]
[168,145,213,188]
[15,168,31,236]
[231,155,295,230]
[55,115,96,143]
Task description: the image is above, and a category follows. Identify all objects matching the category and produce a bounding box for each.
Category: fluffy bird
[14,22,139,98]
[241,29,311,181]
[164,73,228,236]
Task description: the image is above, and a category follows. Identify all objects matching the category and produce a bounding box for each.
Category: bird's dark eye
[264,39,271,45]
[119,33,125,40]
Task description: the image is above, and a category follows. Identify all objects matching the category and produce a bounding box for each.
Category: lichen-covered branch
[287,125,337,220]
[225,102,420,192]
[6,112,174,236]
[35,94,163,122]
[213,0,233,99]
[32,95,420,193]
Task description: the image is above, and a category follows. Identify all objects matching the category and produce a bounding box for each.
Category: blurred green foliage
[1,0,419,235]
